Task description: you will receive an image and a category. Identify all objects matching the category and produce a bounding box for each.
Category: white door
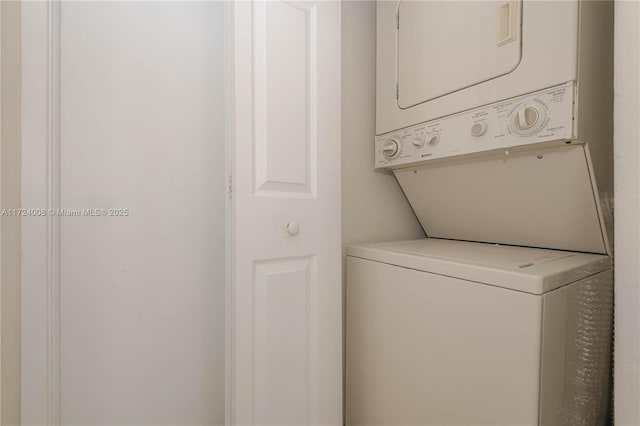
[227,1,342,425]
[22,2,226,424]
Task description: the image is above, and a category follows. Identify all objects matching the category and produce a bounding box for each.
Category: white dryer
[377,1,613,138]
[346,238,613,426]
[375,1,614,254]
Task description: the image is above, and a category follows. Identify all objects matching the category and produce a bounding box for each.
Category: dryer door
[397,1,522,108]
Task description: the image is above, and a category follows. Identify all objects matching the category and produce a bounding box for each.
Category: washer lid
[347,238,610,295]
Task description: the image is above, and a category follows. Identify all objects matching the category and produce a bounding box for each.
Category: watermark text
[2,208,130,217]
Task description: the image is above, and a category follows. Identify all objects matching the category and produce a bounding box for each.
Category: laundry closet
[10,0,627,424]
[345,1,614,425]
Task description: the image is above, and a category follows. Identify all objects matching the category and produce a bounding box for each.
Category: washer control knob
[382,137,401,160]
[509,104,546,135]
[471,122,487,137]
[412,135,425,148]
[427,134,440,146]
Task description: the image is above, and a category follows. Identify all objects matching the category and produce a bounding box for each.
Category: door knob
[287,221,300,236]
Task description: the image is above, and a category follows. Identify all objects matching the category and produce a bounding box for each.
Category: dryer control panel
[375,83,576,169]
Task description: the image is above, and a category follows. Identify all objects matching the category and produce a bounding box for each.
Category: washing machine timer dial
[509,103,547,136]
[382,137,401,160]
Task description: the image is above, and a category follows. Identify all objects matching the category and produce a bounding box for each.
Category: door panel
[398,0,522,108]
[230,1,341,425]
[254,1,317,197]
[253,256,317,425]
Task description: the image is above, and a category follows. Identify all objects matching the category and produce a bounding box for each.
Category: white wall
[614,1,640,424]
[22,2,225,424]
[1,1,21,425]
[341,0,424,253]
[341,3,424,415]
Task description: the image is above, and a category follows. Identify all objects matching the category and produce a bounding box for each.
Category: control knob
[382,137,401,160]
[471,122,487,137]
[509,104,546,136]
[412,135,425,148]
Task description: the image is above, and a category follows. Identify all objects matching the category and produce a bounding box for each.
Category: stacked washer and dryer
[346,1,614,425]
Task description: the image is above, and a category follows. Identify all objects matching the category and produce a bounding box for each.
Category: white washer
[346,238,612,426]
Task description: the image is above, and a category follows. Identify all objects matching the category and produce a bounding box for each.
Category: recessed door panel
[254,1,317,197]
[253,257,317,425]
[397,0,522,108]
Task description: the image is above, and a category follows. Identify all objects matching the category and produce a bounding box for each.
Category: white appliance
[346,2,615,425]
[377,1,612,138]
[346,238,613,426]
[374,0,613,254]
